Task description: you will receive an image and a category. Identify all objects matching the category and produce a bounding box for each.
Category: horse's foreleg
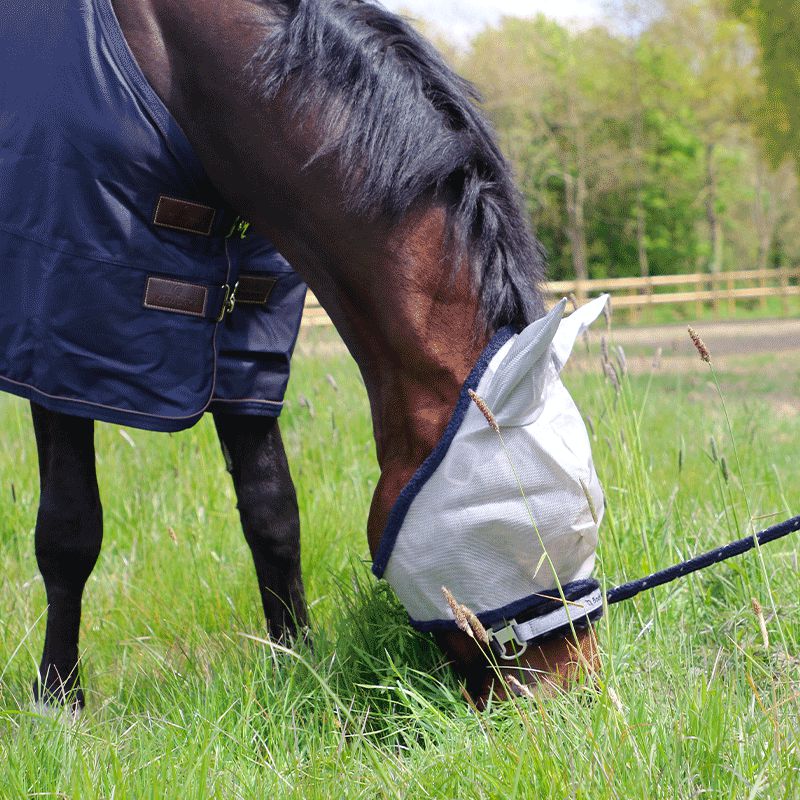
[30,403,102,711]
[212,414,306,640]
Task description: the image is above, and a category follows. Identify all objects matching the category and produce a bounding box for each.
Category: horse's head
[120,0,603,705]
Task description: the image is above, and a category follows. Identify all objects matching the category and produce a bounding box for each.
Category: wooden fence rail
[301,267,800,327]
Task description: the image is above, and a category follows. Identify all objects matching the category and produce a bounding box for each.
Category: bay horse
[5,0,598,711]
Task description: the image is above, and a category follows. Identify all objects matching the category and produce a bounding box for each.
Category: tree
[732,0,800,169]
[463,17,631,284]
[454,0,800,280]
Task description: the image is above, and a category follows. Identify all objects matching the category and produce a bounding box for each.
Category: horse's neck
[116,0,488,550]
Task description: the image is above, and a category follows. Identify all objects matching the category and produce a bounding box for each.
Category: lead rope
[488,514,800,659]
[606,514,800,605]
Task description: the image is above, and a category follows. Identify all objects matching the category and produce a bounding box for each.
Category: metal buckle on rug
[487,620,528,661]
[216,281,240,321]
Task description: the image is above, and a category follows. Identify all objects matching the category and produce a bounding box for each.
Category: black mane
[250,0,546,330]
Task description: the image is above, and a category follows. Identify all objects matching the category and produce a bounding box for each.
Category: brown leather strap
[152,195,217,236]
[143,276,229,319]
[235,273,278,305]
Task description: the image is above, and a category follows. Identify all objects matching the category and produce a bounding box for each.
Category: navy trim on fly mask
[372,325,516,578]
[408,578,604,634]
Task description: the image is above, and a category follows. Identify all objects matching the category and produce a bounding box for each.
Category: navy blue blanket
[0,0,306,432]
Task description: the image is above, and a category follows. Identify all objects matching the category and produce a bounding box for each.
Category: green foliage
[457,0,800,280]
[733,0,800,168]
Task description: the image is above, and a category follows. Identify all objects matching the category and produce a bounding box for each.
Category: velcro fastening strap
[488,588,604,660]
[153,195,217,236]
[511,588,603,643]
[235,273,278,305]
[143,276,230,320]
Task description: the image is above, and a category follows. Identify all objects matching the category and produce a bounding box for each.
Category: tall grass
[0,325,797,798]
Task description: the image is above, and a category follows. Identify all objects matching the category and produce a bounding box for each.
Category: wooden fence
[300,266,800,327]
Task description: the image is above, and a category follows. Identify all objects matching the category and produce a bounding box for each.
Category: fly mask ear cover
[374,296,610,640]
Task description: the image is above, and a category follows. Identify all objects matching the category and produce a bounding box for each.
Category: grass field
[0,319,798,798]
[604,294,800,327]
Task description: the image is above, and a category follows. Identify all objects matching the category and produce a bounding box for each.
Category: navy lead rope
[606,514,800,605]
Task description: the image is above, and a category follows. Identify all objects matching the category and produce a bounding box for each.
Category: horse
[1,0,600,712]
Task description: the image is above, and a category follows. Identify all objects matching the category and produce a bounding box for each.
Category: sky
[380,0,605,44]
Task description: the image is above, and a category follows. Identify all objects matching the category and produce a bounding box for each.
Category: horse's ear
[481,299,566,426]
[550,294,609,372]
[481,295,609,427]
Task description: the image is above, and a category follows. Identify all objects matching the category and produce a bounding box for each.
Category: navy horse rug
[0,0,306,432]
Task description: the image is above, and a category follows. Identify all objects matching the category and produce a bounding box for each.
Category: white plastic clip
[488,619,529,661]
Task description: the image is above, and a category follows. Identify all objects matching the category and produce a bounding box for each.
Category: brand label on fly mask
[375,295,609,629]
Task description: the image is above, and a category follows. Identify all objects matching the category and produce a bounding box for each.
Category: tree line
[443,0,800,281]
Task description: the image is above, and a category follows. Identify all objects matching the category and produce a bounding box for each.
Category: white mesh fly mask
[372,296,609,648]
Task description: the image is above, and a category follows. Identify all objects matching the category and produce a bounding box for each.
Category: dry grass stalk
[468,389,499,432]
[652,346,663,370]
[168,526,178,544]
[688,326,711,362]
[752,598,770,649]
[579,479,599,525]
[441,586,473,638]
[506,674,536,700]
[607,685,625,715]
[600,336,609,365]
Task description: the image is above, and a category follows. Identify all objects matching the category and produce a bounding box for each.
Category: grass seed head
[602,298,612,330]
[468,390,499,433]
[462,605,490,646]
[614,345,627,376]
[603,361,620,393]
[441,586,473,638]
[688,326,711,363]
[752,597,770,649]
[298,393,316,417]
[568,292,579,313]
[652,347,663,370]
[600,336,609,366]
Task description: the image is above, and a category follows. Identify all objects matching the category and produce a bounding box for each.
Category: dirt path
[299,316,800,364]
[572,316,799,418]
[607,317,800,359]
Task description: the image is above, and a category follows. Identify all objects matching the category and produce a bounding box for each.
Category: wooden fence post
[694,276,702,318]
[779,267,790,315]
[302,267,800,329]
[711,272,720,315]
